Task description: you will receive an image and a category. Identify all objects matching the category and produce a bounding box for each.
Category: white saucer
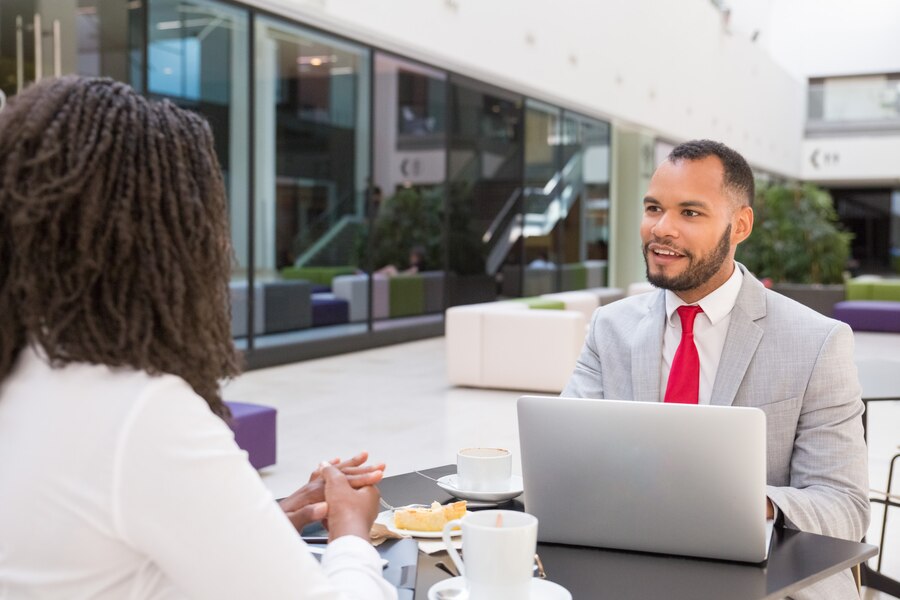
[428,576,571,600]
[375,509,467,539]
[436,474,524,503]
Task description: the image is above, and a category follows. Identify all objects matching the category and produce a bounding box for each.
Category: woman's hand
[320,463,383,542]
[278,452,384,531]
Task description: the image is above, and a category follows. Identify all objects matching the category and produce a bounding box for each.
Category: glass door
[253,15,371,343]
[146,0,251,343]
[0,0,141,104]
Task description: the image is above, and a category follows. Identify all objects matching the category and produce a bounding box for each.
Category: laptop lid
[517,395,770,563]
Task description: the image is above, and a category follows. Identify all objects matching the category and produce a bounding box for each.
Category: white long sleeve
[0,347,396,600]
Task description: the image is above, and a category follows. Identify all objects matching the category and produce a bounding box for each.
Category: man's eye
[683,210,700,217]
[645,205,660,213]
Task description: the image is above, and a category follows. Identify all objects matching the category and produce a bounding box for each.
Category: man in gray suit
[563,139,869,598]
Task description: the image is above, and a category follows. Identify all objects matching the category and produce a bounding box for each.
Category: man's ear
[732,205,754,244]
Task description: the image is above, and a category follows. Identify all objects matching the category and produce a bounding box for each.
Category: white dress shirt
[660,263,744,404]
[0,346,396,600]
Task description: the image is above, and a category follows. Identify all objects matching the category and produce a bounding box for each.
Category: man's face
[640,156,752,303]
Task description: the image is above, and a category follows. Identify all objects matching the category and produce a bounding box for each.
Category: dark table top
[379,465,878,600]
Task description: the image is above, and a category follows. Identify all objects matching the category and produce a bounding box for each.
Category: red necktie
[664,305,704,404]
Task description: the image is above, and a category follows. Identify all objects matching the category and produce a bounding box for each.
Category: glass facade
[500,103,612,296]
[833,188,900,274]
[523,99,562,270]
[371,53,447,324]
[252,16,370,345]
[0,0,612,364]
[567,113,611,263]
[1,0,141,98]
[448,76,523,304]
[146,0,252,345]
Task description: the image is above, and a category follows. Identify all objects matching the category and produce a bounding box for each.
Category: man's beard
[643,224,731,292]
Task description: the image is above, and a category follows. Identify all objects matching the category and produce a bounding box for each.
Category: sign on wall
[802,136,900,182]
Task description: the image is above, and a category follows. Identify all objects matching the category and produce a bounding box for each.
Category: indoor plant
[737,182,853,315]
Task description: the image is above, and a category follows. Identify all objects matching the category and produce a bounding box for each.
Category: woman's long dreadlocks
[0,76,240,417]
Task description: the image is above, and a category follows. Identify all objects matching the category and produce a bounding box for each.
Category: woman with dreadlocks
[0,76,395,599]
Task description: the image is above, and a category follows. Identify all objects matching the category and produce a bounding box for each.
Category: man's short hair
[668,139,754,207]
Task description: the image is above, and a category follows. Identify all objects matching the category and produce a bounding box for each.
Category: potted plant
[736,183,853,316]
[357,186,443,272]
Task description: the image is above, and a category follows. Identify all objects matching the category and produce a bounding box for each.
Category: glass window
[567,113,611,267]
[447,76,523,303]
[254,16,370,344]
[397,68,446,140]
[370,53,447,322]
[809,75,900,123]
[833,188,899,274]
[0,0,142,101]
[523,99,562,285]
[147,0,250,344]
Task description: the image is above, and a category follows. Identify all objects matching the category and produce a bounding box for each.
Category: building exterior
[1,0,893,366]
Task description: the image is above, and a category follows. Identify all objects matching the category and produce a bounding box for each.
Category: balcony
[806,74,900,136]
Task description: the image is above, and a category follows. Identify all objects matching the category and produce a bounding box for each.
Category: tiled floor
[222,330,900,593]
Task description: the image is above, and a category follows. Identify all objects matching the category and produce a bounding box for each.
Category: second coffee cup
[456,447,512,492]
[441,509,538,600]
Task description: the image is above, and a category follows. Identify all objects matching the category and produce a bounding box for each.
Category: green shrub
[354,183,485,275]
[737,183,852,284]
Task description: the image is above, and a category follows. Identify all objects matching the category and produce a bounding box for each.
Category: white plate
[375,509,467,539]
[428,576,571,600]
[436,474,524,503]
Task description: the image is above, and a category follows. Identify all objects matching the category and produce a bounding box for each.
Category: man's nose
[651,211,678,238]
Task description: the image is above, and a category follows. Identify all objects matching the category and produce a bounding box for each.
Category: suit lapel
[631,291,667,403]
[710,265,767,406]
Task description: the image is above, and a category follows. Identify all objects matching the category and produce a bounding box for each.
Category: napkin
[369,522,409,547]
[418,538,462,554]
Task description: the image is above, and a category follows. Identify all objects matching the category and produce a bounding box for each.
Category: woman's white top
[0,347,396,599]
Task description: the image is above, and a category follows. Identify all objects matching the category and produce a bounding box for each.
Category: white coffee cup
[456,447,512,492]
[442,510,538,600]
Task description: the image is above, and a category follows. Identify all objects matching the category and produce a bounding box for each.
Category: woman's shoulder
[5,345,201,418]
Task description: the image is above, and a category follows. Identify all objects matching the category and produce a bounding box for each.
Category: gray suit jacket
[563,265,869,598]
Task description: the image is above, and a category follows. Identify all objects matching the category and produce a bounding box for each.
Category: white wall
[728,0,900,191]
[801,135,900,184]
[730,0,900,79]
[245,0,806,179]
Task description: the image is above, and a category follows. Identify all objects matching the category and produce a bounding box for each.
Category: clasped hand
[278,451,385,541]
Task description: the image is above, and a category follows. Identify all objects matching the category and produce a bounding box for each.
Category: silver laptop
[517,396,773,563]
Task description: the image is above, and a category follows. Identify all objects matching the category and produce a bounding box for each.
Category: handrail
[293,214,365,267]
[482,187,522,244]
[291,189,358,258]
[482,151,585,274]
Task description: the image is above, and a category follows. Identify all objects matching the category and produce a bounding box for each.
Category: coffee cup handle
[442,519,465,578]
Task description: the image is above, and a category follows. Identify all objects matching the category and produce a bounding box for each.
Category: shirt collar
[664,262,744,327]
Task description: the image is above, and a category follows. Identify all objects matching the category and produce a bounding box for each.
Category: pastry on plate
[393,500,466,532]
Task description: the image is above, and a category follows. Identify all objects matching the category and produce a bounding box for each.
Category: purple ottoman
[311,293,350,327]
[833,300,900,333]
[225,401,277,469]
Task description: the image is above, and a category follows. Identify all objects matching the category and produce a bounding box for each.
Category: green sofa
[389,275,426,318]
[510,297,566,310]
[846,279,900,302]
[280,266,357,287]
